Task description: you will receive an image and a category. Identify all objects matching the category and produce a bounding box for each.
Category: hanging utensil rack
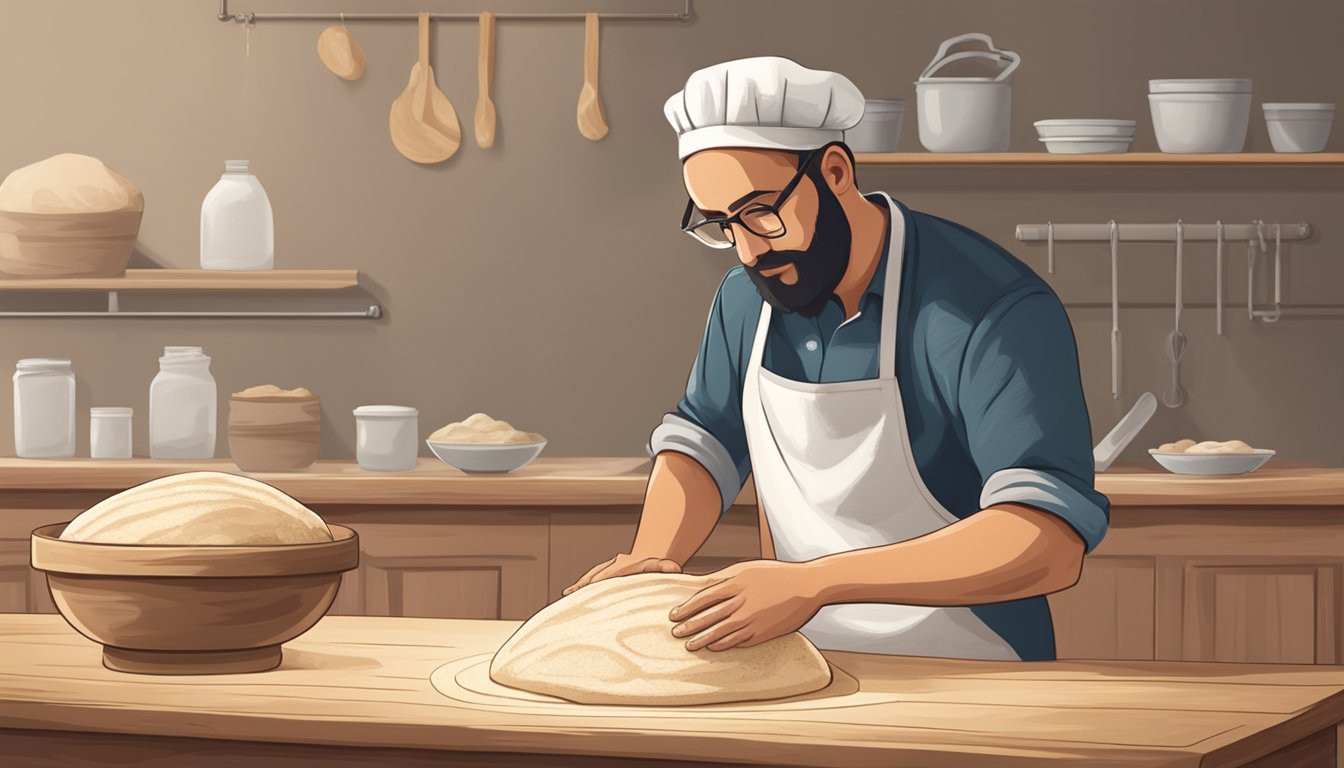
[1016,220,1342,325]
[216,0,692,23]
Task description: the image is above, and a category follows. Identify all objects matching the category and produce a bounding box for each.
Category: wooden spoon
[576,13,609,141]
[317,17,365,81]
[389,12,461,164]
[474,12,497,148]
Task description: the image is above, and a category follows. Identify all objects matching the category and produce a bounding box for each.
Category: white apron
[742,193,1019,659]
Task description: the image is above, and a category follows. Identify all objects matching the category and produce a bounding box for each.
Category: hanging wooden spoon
[576,13,609,141]
[317,15,365,81]
[389,12,461,164]
[474,11,497,148]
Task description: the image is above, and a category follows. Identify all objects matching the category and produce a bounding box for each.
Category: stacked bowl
[1035,119,1137,153]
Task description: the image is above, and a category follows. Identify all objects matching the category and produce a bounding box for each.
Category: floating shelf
[0,269,359,292]
[854,152,1344,165]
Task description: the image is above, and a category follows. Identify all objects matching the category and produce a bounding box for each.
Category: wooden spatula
[474,12,497,148]
[317,19,365,81]
[576,13,608,141]
[389,12,461,164]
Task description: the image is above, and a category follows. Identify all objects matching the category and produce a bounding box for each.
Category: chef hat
[664,57,865,160]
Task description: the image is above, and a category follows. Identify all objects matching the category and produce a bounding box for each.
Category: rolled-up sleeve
[647,272,753,514]
[958,286,1111,552]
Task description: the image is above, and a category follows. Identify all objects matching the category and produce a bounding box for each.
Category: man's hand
[669,560,821,652]
[562,554,682,596]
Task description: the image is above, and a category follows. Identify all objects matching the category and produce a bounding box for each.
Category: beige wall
[0,0,1340,466]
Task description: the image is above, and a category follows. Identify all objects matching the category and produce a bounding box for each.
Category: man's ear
[818,144,855,196]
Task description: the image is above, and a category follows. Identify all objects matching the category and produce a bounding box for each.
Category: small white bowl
[1040,137,1133,154]
[1263,103,1334,153]
[1034,119,1137,138]
[427,440,547,473]
[1148,448,1275,475]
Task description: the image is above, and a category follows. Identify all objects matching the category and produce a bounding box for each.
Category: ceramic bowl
[1148,449,1275,475]
[426,440,547,473]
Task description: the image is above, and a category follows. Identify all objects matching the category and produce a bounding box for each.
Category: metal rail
[217,0,692,23]
[0,291,383,319]
[1017,222,1312,243]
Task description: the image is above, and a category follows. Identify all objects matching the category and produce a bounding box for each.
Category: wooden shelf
[0,269,359,292]
[855,152,1344,165]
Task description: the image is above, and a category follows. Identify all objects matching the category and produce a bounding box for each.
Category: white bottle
[13,358,76,459]
[200,160,274,270]
[149,346,217,459]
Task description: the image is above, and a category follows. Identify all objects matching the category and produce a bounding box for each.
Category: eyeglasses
[680,145,825,250]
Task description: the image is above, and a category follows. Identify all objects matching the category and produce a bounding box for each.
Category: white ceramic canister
[354,405,419,472]
[845,99,906,152]
[149,346,218,460]
[13,358,76,459]
[90,407,133,459]
[200,159,275,270]
[915,33,1020,152]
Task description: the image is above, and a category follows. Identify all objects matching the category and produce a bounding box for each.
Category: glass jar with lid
[13,358,76,458]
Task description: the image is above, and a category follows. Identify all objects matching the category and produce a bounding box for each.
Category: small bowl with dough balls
[29,471,359,675]
[426,412,547,473]
[1149,439,1275,475]
[0,153,144,279]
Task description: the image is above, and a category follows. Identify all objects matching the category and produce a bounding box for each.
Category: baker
[566,57,1109,661]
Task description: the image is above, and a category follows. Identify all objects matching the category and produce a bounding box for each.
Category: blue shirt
[647,195,1110,661]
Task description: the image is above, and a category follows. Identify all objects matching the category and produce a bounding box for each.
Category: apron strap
[877,194,904,381]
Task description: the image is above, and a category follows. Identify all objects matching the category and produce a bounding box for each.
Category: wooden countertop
[2,614,1344,767]
[0,458,1341,508]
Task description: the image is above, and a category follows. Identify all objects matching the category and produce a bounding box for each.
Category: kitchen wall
[1,0,1340,465]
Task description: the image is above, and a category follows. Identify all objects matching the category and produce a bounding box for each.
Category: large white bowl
[1034,119,1136,138]
[1149,92,1252,153]
[1263,103,1334,153]
[427,440,546,473]
[1040,137,1132,154]
[1148,449,1275,475]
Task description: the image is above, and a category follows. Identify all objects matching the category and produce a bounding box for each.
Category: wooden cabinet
[318,507,550,621]
[1049,507,1344,665]
[4,472,1344,667]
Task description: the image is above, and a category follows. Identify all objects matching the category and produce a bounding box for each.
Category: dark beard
[744,170,852,318]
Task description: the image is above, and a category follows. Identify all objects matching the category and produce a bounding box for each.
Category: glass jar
[13,358,76,458]
[90,407,133,459]
[149,346,217,459]
[353,405,419,471]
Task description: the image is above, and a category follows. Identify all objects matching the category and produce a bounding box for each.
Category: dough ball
[1158,439,1197,453]
[430,412,544,444]
[0,153,143,214]
[1218,439,1255,454]
[490,573,832,706]
[60,471,333,545]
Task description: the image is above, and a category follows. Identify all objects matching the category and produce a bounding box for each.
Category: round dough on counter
[59,471,333,545]
[0,153,143,214]
[489,572,832,706]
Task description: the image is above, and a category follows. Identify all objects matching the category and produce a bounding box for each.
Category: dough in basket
[489,572,832,706]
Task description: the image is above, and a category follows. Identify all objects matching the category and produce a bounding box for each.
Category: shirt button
[805,339,819,352]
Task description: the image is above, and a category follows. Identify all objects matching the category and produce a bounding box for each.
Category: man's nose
[735,229,770,267]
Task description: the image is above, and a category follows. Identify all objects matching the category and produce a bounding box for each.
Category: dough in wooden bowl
[489,573,832,706]
[59,471,333,545]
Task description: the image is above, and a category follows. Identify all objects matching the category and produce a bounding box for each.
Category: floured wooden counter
[2,615,1344,767]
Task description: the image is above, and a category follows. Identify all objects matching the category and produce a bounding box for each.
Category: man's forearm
[629,451,723,565]
[806,504,1085,606]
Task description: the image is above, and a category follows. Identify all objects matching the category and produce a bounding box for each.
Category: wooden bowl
[0,209,142,278]
[228,395,322,472]
[29,522,358,675]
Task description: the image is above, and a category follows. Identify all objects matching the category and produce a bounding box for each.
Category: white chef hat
[664,56,865,160]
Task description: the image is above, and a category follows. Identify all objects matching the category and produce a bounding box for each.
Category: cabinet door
[320,509,550,621]
[1181,558,1342,664]
[1048,555,1157,660]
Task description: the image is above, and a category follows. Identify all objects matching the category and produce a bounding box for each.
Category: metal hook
[1215,220,1224,335]
[1109,220,1120,400]
[1263,223,1283,323]
[1046,221,1055,274]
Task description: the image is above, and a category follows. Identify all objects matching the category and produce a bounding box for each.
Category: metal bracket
[218,0,692,23]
